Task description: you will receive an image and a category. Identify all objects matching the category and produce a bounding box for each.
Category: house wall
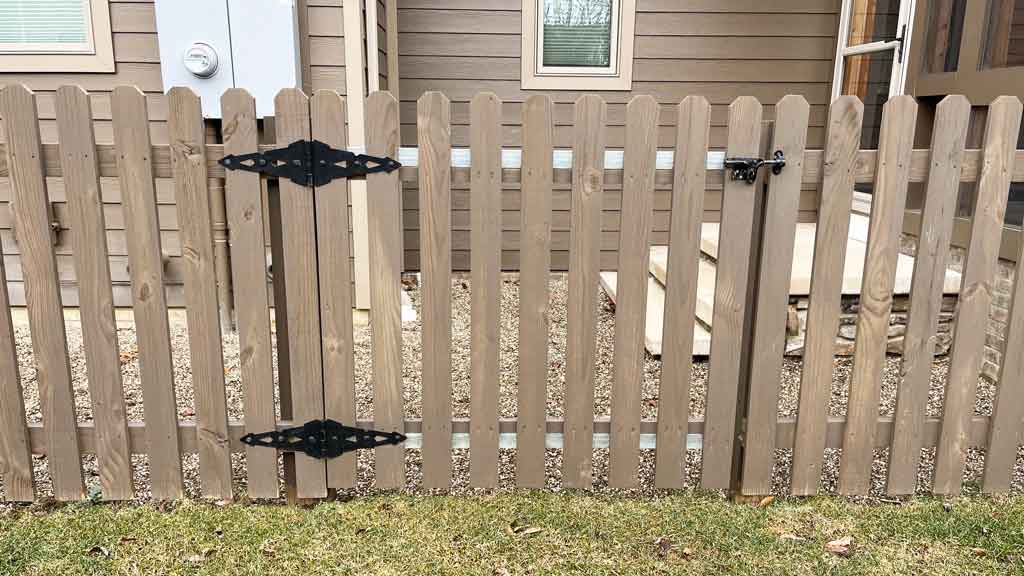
[0,0,347,307]
[396,0,841,271]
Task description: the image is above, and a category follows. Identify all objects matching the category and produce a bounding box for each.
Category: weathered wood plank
[168,87,232,500]
[562,95,607,489]
[982,206,1024,493]
[887,95,970,495]
[701,97,762,490]
[1,85,84,501]
[418,91,453,489]
[469,92,502,488]
[934,96,1022,494]
[311,90,358,490]
[740,95,810,495]
[609,96,659,489]
[221,89,279,499]
[790,96,863,496]
[516,94,552,488]
[838,96,918,495]
[112,86,184,499]
[366,91,406,489]
[275,88,328,498]
[0,231,33,501]
[55,86,133,500]
[654,96,709,489]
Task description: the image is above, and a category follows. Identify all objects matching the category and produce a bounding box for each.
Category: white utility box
[154,0,300,118]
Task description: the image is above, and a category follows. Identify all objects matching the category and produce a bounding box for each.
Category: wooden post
[205,122,234,331]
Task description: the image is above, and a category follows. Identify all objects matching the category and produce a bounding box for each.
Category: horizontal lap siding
[397,0,839,270]
[1,0,347,306]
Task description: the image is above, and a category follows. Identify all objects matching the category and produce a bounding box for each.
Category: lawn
[1,493,1023,575]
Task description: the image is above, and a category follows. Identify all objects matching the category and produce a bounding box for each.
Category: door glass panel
[842,52,895,149]
[982,0,1024,68]
[848,0,902,45]
[924,0,966,73]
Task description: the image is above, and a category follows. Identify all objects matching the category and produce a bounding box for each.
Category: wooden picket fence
[1,83,1023,502]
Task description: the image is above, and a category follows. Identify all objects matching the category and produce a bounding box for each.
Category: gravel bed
[3,273,1021,504]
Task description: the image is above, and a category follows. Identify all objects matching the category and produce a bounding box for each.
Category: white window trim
[522,0,635,91]
[0,0,115,73]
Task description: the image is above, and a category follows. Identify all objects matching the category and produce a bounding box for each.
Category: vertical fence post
[562,95,606,489]
[0,227,33,502]
[221,88,279,499]
[739,96,810,497]
[2,84,85,501]
[168,87,233,500]
[609,95,658,489]
[654,96,709,489]
[56,85,134,500]
[887,95,970,495]
[517,94,552,488]
[790,97,863,496]
[702,97,762,491]
[471,92,503,488]
[417,91,453,489]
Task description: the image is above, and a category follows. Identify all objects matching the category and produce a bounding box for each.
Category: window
[0,0,114,72]
[522,0,635,90]
[982,0,1024,69]
[923,0,966,73]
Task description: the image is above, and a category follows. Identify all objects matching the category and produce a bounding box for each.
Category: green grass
[2,493,1023,575]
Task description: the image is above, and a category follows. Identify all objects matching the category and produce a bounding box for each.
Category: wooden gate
[1,83,1024,501]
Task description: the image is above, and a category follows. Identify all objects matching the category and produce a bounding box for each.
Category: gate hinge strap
[219,139,401,187]
[240,419,407,460]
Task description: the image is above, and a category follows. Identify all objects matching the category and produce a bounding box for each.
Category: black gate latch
[219,140,401,187]
[723,150,786,184]
[240,419,406,460]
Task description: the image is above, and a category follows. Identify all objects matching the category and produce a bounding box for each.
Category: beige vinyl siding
[396,0,840,271]
[1,0,346,306]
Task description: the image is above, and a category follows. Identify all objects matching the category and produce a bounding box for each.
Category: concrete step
[598,271,711,357]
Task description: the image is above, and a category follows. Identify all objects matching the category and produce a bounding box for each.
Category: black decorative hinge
[723,150,786,184]
[240,419,406,460]
[219,140,401,187]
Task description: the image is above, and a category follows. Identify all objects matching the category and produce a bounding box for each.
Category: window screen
[0,0,93,53]
[541,0,613,68]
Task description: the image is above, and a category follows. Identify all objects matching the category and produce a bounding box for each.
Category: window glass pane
[982,0,1024,68]
[0,0,91,52]
[542,0,612,68]
[848,0,901,46]
[842,52,894,149]
[924,0,966,73]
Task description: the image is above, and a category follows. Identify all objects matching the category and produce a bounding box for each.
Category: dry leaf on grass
[506,521,544,537]
[655,537,673,558]
[826,536,853,557]
[757,496,775,508]
[85,545,110,558]
[780,533,806,542]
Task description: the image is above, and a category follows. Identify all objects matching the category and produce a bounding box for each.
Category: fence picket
[517,95,552,488]
[418,91,453,489]
[562,95,607,489]
[887,96,970,495]
[55,86,133,500]
[740,95,810,496]
[838,96,918,495]
[790,97,863,495]
[470,92,502,488]
[609,96,659,488]
[0,240,33,501]
[221,88,279,499]
[366,91,406,489]
[1,84,84,500]
[274,88,328,499]
[112,86,184,499]
[982,217,1024,493]
[654,96,709,489]
[702,97,762,490]
[168,87,233,499]
[311,90,357,489]
[934,96,1023,494]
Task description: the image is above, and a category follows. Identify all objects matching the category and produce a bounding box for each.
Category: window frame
[521,0,635,91]
[0,0,115,73]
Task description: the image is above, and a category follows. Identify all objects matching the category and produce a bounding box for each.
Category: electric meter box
[154,0,300,118]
